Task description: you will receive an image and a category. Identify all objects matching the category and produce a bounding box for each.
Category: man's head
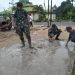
[17,2,23,9]
[52,24,57,29]
[66,26,72,32]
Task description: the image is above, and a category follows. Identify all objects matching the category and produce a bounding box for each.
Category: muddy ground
[0,25,68,48]
[0,25,75,75]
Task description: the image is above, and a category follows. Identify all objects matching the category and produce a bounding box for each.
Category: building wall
[46,14,56,20]
[32,13,39,21]
[30,13,56,21]
[30,13,39,21]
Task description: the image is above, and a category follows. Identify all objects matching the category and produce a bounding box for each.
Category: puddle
[0,40,75,75]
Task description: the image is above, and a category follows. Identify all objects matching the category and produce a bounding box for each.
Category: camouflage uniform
[14,9,31,47]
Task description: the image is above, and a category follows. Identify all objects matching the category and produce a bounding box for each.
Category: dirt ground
[0,25,71,48]
[0,25,75,75]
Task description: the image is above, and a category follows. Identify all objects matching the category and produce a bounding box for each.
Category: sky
[0,0,66,11]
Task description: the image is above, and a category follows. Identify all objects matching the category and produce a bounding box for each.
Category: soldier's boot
[20,36,25,47]
[26,33,33,48]
[55,32,61,40]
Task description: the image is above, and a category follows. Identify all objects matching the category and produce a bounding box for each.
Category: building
[19,0,56,21]
[0,0,56,22]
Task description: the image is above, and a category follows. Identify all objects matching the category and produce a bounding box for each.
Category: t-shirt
[69,30,75,42]
[28,15,33,22]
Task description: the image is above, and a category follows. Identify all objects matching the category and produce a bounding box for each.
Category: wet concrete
[0,40,75,75]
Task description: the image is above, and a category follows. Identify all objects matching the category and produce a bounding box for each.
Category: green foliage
[0,9,11,20]
[12,6,16,11]
[55,0,75,21]
[20,0,29,4]
[70,0,75,5]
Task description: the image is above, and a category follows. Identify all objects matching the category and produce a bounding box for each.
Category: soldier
[48,24,62,40]
[13,2,32,48]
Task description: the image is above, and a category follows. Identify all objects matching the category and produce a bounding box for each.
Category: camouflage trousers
[16,27,31,47]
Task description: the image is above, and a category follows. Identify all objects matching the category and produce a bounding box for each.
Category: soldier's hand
[14,26,17,29]
[65,44,68,47]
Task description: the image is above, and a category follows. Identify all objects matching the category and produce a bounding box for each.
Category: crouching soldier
[13,2,32,48]
[48,24,62,40]
[66,26,75,48]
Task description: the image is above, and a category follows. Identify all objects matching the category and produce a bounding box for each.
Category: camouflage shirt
[14,9,29,29]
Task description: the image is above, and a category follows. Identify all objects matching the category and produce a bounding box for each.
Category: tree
[0,9,11,20]
[20,0,29,4]
[12,6,16,11]
[55,0,74,21]
[70,0,75,5]
[52,5,57,14]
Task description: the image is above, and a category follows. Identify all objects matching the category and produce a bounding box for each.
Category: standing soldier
[13,2,32,48]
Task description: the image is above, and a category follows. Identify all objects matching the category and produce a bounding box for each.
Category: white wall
[31,13,39,21]
[46,14,56,20]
